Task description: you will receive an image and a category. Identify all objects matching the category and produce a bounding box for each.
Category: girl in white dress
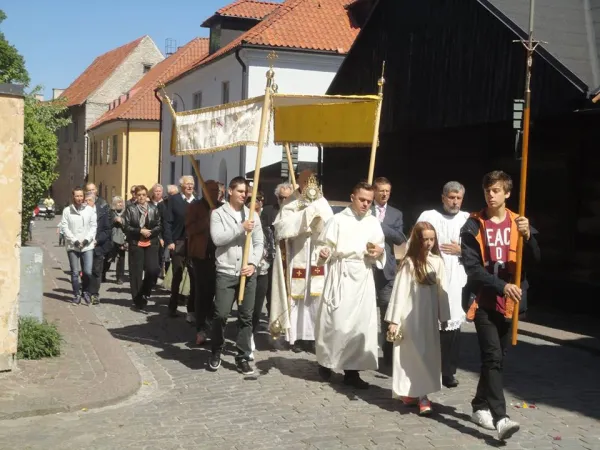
[385,222,451,415]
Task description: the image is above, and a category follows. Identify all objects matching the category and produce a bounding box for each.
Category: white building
[159,0,360,201]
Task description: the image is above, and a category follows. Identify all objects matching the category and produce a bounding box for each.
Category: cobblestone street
[1,220,599,450]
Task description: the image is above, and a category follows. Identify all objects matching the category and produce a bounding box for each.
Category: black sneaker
[208,353,221,371]
[318,365,333,381]
[344,373,369,389]
[442,376,459,388]
[236,359,255,375]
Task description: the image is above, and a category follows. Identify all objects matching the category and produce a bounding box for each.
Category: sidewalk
[0,223,140,420]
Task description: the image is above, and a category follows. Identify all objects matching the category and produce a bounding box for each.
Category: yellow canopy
[272,94,380,146]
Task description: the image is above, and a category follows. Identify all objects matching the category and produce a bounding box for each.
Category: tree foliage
[22,89,70,242]
[0,10,29,85]
[1,9,70,242]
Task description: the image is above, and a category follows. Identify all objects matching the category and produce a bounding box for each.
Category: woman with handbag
[384,222,451,416]
[123,186,162,310]
[103,196,127,284]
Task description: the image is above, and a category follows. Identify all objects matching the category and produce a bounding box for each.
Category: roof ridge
[93,35,146,61]
[241,0,306,42]
[219,0,281,14]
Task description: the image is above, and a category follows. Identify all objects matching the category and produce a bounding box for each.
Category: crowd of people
[56,169,540,442]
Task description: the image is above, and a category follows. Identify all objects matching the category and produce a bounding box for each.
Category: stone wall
[0,84,25,372]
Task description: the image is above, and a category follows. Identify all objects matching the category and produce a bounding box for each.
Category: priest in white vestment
[416,181,469,388]
[313,182,385,389]
[269,171,334,352]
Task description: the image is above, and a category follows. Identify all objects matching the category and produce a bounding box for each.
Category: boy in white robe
[313,182,385,389]
[385,222,451,415]
[416,181,469,388]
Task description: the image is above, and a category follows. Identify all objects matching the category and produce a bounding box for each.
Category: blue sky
[1,0,232,99]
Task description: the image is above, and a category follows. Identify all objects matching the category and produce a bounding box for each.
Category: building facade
[53,36,164,205]
[159,0,360,199]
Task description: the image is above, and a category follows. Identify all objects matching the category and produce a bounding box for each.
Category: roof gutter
[154,89,164,183]
[235,48,248,177]
[165,43,347,88]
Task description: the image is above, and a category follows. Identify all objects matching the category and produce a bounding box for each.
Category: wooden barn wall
[327,0,585,131]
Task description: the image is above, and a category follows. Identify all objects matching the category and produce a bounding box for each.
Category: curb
[0,237,141,421]
[518,323,600,356]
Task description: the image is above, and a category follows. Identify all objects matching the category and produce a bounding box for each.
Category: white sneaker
[496,417,520,441]
[471,410,495,430]
[186,312,195,324]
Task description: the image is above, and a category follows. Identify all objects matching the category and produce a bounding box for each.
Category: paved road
[2,220,600,449]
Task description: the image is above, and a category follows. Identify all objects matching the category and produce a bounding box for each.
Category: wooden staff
[512,0,538,346]
[284,143,297,187]
[188,156,215,210]
[367,62,386,184]
[238,69,275,303]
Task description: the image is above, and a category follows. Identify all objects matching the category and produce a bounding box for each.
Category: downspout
[154,90,163,184]
[235,48,248,177]
[124,121,131,200]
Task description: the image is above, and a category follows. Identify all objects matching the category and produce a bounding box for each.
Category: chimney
[52,88,64,100]
[34,94,44,102]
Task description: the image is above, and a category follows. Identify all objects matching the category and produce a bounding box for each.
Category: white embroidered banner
[172,96,266,155]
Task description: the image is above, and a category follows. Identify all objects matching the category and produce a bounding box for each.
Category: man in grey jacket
[209,177,263,375]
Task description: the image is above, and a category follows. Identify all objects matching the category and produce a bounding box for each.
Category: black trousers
[191,258,216,333]
[168,251,194,313]
[440,328,461,378]
[129,243,160,304]
[472,307,511,424]
[374,270,394,363]
[89,253,104,296]
[252,273,269,332]
[103,246,126,282]
[211,272,256,361]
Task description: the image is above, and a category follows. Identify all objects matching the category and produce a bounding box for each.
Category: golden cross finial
[267,51,278,69]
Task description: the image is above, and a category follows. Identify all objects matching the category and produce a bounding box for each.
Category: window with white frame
[106,137,111,163]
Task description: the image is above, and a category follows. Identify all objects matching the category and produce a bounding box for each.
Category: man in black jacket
[150,183,167,279]
[460,170,540,441]
[84,191,112,305]
[371,177,406,365]
[164,175,196,319]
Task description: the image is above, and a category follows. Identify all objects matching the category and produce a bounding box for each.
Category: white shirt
[181,194,195,204]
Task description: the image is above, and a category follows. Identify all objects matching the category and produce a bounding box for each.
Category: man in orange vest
[460,170,540,441]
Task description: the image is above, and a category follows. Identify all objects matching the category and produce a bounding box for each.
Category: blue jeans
[67,250,93,297]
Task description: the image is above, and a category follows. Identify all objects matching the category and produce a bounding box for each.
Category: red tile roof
[216,0,280,20]
[169,0,359,86]
[89,38,210,130]
[59,36,146,107]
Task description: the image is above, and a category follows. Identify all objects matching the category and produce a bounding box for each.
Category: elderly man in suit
[372,177,406,365]
[164,175,196,320]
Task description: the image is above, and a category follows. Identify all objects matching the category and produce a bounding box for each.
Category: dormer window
[143,64,152,73]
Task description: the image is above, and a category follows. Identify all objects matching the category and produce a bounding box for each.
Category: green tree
[0,10,29,85]
[1,9,70,242]
[22,89,70,242]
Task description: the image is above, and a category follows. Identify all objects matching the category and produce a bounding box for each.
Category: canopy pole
[284,143,297,188]
[238,57,276,304]
[367,62,386,184]
[512,0,539,346]
[189,156,215,210]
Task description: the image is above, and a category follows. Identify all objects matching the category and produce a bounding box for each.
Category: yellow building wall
[126,128,160,196]
[88,123,160,202]
[88,126,127,202]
